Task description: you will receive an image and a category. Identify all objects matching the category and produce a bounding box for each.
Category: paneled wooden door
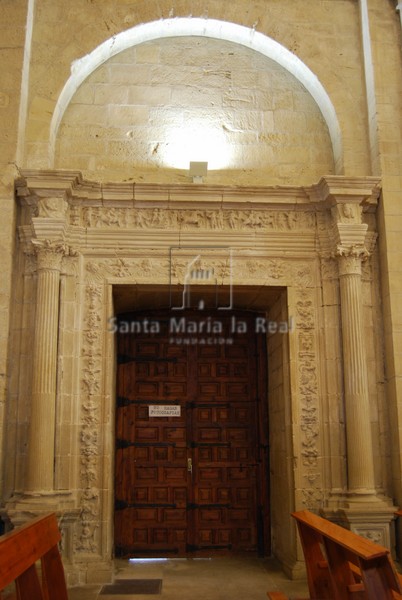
[114,311,269,557]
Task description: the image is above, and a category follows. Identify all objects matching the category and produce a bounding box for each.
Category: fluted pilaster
[338,253,375,493]
[26,245,64,492]
[314,177,381,502]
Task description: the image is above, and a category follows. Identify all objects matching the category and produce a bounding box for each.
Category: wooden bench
[0,513,68,600]
[268,509,402,600]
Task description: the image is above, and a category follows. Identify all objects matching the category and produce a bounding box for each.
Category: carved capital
[313,176,380,262]
[33,240,67,271]
[337,253,364,277]
[28,196,70,244]
[329,194,371,263]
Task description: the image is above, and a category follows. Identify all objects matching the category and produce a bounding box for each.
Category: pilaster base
[4,492,114,586]
[279,557,307,580]
[5,491,82,585]
[6,490,78,523]
[321,495,398,557]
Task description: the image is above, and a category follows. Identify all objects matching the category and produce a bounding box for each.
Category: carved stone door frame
[7,171,388,585]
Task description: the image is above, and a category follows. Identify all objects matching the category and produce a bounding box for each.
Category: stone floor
[68,557,309,600]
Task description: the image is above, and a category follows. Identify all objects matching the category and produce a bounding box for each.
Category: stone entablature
[7,170,393,584]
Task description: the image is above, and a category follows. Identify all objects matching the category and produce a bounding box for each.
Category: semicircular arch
[50,17,343,173]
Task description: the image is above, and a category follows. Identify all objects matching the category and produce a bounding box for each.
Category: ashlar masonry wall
[2,0,402,586]
[55,36,334,186]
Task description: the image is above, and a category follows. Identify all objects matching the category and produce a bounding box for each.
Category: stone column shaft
[338,255,375,494]
[26,249,63,492]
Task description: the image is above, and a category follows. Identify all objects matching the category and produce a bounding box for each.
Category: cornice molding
[310,176,381,209]
[16,170,382,211]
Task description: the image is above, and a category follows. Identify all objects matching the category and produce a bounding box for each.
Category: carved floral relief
[295,289,323,509]
[75,282,103,554]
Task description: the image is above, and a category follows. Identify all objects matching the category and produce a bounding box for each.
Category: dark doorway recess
[114,310,270,557]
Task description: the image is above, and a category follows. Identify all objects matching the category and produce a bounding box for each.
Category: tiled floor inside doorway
[68,557,309,600]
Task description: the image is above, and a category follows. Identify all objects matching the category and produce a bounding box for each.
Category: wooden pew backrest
[292,510,402,600]
[0,513,68,600]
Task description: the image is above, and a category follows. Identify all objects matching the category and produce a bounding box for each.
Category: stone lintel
[79,229,317,254]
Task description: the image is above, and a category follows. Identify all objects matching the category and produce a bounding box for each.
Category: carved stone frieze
[86,257,169,283]
[80,206,315,232]
[245,259,285,280]
[170,256,232,284]
[232,259,315,287]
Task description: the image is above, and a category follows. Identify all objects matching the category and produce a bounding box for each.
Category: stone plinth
[323,499,398,558]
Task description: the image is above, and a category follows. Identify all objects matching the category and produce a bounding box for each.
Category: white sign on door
[149,405,181,417]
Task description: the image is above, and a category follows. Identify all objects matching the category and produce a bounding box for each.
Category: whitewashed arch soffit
[50,18,343,173]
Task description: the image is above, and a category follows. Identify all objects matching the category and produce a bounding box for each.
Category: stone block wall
[367,0,402,507]
[23,0,370,178]
[0,0,27,500]
[55,37,334,185]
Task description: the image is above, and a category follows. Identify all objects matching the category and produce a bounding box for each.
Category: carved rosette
[295,289,323,509]
[75,282,103,554]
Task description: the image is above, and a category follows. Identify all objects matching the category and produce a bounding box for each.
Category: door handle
[187,458,192,474]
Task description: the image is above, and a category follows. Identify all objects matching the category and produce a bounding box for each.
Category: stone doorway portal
[8,172,390,584]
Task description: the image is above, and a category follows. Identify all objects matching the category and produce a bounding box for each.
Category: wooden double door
[114,311,269,557]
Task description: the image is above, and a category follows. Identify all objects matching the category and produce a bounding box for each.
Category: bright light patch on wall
[159,123,233,170]
[51,17,342,172]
